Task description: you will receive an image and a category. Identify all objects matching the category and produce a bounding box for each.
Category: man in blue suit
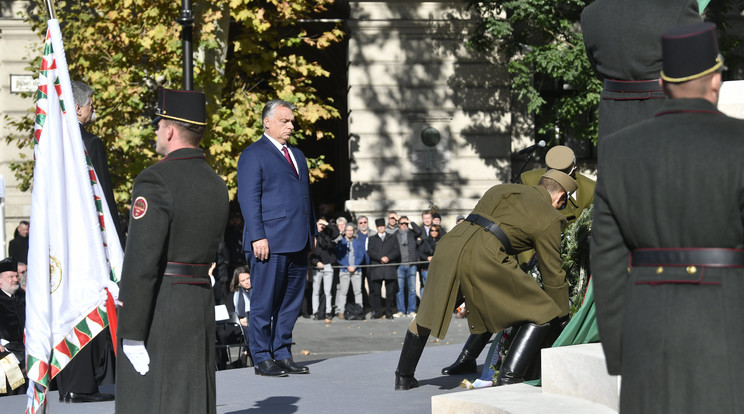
[237,100,317,377]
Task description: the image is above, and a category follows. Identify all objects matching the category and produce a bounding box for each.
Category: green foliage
[467,0,602,146]
[561,205,592,317]
[5,0,342,204]
[467,1,744,147]
[524,205,592,318]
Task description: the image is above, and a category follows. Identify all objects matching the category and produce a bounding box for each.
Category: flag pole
[44,0,56,20]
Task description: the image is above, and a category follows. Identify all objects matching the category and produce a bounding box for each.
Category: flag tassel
[105,289,118,357]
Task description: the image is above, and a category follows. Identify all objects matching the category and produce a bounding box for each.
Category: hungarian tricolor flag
[24,19,123,413]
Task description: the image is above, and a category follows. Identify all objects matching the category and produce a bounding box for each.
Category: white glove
[99,281,122,306]
[104,279,120,302]
[122,339,150,375]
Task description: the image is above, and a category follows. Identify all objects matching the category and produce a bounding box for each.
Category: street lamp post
[176,0,194,90]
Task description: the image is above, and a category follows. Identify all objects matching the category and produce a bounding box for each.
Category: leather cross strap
[632,248,744,268]
[164,262,211,284]
[465,213,516,255]
[603,79,662,93]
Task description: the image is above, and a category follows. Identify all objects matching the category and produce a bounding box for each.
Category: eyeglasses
[400,222,410,225]
[430,229,439,233]
[358,221,367,224]
[388,216,397,220]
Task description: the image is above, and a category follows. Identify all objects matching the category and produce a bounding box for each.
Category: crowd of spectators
[213,207,454,322]
[280,209,452,321]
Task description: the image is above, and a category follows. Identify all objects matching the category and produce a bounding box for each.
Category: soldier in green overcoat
[116,89,229,414]
[521,146,595,225]
[395,170,577,390]
[440,145,597,377]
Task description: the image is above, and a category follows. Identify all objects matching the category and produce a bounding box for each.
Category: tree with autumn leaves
[5,0,342,205]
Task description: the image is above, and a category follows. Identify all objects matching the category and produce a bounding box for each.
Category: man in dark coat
[310,218,339,319]
[55,80,122,403]
[367,218,401,319]
[70,81,125,247]
[395,170,578,390]
[0,258,26,395]
[116,89,229,414]
[237,100,317,377]
[592,22,743,413]
[581,0,701,139]
[7,221,29,265]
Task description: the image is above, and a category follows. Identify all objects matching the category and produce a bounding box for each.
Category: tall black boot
[496,322,551,386]
[441,332,492,375]
[395,330,429,390]
[524,315,569,380]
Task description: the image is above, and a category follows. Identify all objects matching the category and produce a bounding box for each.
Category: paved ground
[3,315,488,413]
[290,312,475,362]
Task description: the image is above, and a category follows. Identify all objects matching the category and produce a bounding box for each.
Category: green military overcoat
[416,184,568,339]
[521,169,595,223]
[519,169,595,264]
[116,148,229,414]
[592,98,744,413]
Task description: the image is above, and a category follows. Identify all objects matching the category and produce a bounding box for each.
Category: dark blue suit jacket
[237,135,316,254]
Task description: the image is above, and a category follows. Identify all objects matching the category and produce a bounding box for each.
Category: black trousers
[57,331,114,394]
[369,279,397,317]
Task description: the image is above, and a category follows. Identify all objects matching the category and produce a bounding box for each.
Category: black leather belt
[164,262,211,284]
[603,79,661,92]
[465,213,516,255]
[632,248,744,268]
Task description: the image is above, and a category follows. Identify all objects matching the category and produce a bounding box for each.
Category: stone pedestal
[541,343,620,410]
[431,343,621,414]
[718,80,744,119]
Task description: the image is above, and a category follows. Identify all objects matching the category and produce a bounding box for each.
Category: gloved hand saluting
[122,339,150,375]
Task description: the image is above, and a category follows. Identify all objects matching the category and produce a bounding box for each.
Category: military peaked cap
[542,169,578,194]
[545,146,575,172]
[661,22,723,83]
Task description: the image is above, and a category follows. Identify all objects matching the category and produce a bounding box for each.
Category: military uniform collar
[161,147,205,162]
[534,185,552,203]
[655,98,723,118]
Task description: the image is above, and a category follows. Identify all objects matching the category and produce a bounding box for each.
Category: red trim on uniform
[655,109,722,117]
[160,154,205,162]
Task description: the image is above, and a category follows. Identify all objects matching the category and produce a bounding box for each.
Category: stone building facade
[344,1,532,227]
[0,0,36,254]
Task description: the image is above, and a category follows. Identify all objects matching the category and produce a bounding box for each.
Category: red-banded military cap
[661,22,723,83]
[152,89,207,126]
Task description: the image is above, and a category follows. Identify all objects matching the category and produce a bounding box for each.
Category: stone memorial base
[432,343,620,414]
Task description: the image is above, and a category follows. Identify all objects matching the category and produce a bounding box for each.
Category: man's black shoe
[254,359,288,377]
[59,392,69,403]
[66,391,115,403]
[275,358,310,374]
